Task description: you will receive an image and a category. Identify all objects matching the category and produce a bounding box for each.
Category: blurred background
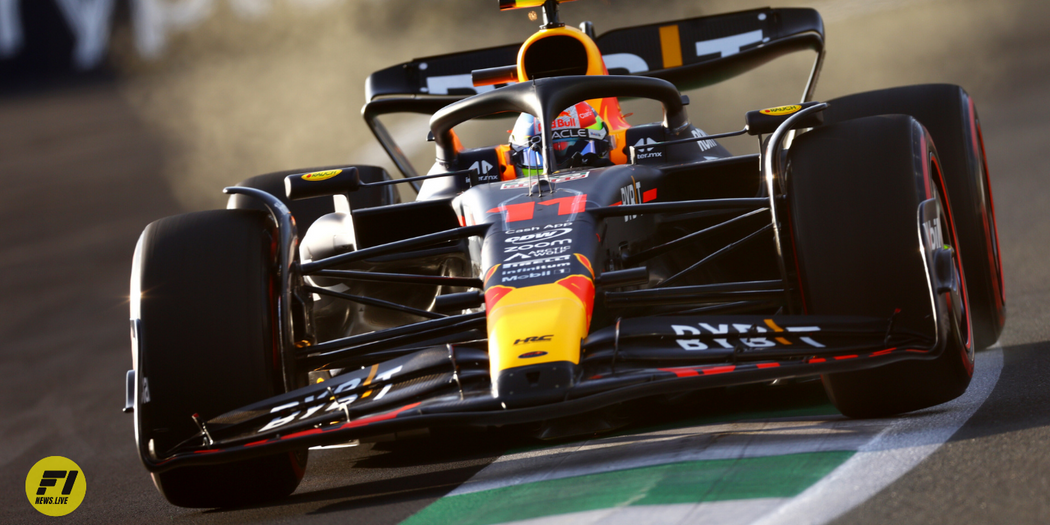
[1,0,1037,209]
[3,0,1050,521]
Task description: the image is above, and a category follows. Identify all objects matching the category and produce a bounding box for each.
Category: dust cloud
[110,0,1037,210]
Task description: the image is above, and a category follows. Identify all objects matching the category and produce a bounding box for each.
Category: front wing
[138,314,938,472]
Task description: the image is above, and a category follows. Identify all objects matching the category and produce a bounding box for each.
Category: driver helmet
[509,101,612,177]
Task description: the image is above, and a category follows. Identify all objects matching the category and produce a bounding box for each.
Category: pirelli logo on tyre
[301,169,342,182]
[25,456,86,517]
[759,105,802,116]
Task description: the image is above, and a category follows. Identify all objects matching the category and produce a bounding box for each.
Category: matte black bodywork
[135,126,949,472]
[129,6,965,474]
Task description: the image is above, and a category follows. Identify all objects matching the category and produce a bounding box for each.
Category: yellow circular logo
[760,105,802,116]
[302,169,342,182]
[25,456,86,517]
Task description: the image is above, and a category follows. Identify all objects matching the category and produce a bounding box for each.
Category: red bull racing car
[125,0,1005,508]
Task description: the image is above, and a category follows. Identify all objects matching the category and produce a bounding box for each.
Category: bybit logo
[25,456,86,516]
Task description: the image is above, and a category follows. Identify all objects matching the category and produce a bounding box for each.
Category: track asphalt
[2,1,1049,523]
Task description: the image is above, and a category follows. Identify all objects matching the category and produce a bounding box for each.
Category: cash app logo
[25,456,86,517]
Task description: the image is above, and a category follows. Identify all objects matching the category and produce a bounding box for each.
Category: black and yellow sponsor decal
[499,0,576,11]
[759,105,802,116]
[301,169,342,182]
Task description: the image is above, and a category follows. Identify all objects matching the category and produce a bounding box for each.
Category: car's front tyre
[131,209,306,508]
[823,84,1004,349]
[787,115,974,418]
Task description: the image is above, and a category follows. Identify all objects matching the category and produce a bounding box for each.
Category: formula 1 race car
[125,0,1004,508]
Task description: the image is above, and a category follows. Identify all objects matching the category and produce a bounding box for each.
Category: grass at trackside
[503,379,838,456]
[401,450,853,525]
[400,380,844,525]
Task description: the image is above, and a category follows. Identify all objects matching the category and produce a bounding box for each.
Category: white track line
[458,346,1003,525]
[501,499,788,525]
[453,348,1002,500]
[450,416,883,496]
[753,344,1004,525]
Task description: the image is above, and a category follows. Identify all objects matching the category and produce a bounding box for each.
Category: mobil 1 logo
[501,255,573,283]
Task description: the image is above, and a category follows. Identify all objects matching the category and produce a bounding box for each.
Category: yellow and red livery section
[515,25,630,130]
[574,253,594,278]
[470,17,665,390]
[499,0,578,10]
[494,22,633,175]
[483,256,595,380]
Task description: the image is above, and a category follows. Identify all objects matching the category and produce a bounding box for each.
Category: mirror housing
[745,101,826,135]
[285,167,361,201]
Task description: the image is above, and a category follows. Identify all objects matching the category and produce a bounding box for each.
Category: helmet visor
[553,138,605,167]
[513,137,608,176]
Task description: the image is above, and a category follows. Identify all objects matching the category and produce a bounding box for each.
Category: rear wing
[596,8,823,96]
[364,7,824,178]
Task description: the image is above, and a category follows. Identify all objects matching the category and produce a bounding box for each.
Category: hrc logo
[514,334,553,345]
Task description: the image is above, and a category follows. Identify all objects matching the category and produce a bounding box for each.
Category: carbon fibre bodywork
[142,318,936,472]
[130,3,979,477]
[135,136,956,472]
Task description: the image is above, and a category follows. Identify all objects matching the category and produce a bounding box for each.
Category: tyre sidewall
[824,84,1004,348]
[787,115,974,418]
[131,209,305,507]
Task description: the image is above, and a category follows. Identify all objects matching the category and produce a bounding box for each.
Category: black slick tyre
[787,115,974,418]
[131,209,306,508]
[823,84,1004,349]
